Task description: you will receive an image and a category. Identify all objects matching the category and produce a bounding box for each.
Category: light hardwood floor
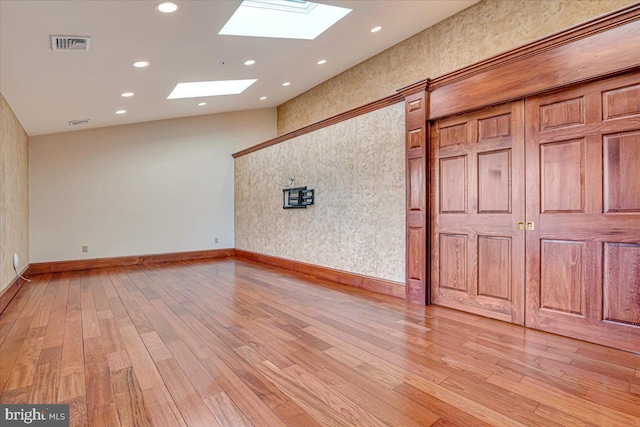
[0,258,639,426]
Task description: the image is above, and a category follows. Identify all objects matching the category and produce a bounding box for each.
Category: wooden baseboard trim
[23,248,404,301]
[0,266,31,315]
[29,248,235,274]
[234,250,405,299]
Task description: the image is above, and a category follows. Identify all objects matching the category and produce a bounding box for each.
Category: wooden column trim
[399,80,430,305]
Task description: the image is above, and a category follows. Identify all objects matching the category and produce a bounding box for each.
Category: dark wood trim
[397,79,430,97]
[234,250,405,299]
[0,266,31,315]
[29,248,235,274]
[401,85,430,305]
[233,93,404,158]
[430,3,640,90]
[429,6,640,118]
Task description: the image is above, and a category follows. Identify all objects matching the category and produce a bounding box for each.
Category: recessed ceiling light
[198,102,207,106]
[115,110,126,114]
[260,96,267,100]
[155,2,178,13]
[317,59,327,65]
[371,26,382,33]
[167,79,257,99]
[132,61,150,68]
[219,0,352,40]
[121,92,134,97]
[244,59,256,66]
[282,82,290,87]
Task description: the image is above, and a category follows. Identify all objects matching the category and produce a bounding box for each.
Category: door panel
[540,139,584,213]
[431,102,525,324]
[439,156,467,213]
[439,234,467,291]
[604,243,640,326]
[477,150,511,213]
[525,73,640,353]
[477,236,511,300]
[539,240,585,316]
[604,130,640,212]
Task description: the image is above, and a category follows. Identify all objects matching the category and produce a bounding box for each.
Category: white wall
[29,109,276,262]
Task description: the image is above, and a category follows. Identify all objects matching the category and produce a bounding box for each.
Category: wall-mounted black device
[283,186,314,209]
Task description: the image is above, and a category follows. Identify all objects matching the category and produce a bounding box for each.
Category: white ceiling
[0,0,478,136]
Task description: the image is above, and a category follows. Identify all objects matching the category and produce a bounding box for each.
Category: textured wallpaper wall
[0,93,29,293]
[235,102,405,283]
[277,0,635,135]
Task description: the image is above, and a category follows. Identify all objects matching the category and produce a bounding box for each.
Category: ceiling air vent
[51,35,91,51]
[69,119,90,127]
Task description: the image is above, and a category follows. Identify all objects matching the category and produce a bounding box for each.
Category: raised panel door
[431,102,526,324]
[525,72,640,353]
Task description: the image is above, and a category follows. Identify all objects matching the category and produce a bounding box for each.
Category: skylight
[219,0,351,40]
[167,79,257,99]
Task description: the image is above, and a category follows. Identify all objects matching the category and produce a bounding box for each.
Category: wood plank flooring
[1,258,639,426]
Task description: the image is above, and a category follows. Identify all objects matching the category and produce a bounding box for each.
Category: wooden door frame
[400,4,640,304]
[399,81,430,304]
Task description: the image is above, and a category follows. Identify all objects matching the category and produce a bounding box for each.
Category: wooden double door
[431,72,640,352]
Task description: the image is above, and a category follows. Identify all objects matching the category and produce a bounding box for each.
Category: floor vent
[51,35,91,51]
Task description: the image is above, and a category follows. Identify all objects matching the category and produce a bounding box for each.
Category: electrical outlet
[82,245,89,253]
[214,237,219,244]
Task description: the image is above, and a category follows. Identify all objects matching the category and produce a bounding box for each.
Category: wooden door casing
[525,72,640,353]
[431,102,526,324]
[404,87,429,305]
